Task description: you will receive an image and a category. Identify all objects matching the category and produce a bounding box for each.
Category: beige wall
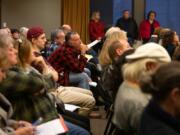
[134,0,145,26]
[1,0,61,38]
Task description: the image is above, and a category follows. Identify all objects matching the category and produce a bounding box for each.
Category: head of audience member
[62,24,72,35]
[162,30,179,47]
[140,61,180,118]
[27,26,47,51]
[0,35,18,71]
[11,28,20,40]
[122,10,130,20]
[108,39,131,63]
[65,32,82,51]
[18,39,34,68]
[51,29,65,45]
[91,11,101,22]
[147,10,157,21]
[99,27,127,67]
[123,43,171,84]
[0,28,11,37]
[19,27,29,38]
[105,27,127,40]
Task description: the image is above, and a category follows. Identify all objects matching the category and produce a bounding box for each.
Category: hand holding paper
[87,40,101,49]
[36,117,68,135]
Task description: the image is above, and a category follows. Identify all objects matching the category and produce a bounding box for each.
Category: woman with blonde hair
[98,27,127,68]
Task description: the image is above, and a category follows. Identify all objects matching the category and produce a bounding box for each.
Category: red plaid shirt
[48,44,87,86]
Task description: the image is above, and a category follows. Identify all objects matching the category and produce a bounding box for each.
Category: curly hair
[147,10,157,20]
[162,30,175,47]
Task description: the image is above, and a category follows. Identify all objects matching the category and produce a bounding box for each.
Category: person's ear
[116,48,123,56]
[32,38,36,44]
[170,88,180,103]
[145,61,157,71]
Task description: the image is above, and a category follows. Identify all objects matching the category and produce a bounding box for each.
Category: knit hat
[27,27,44,41]
[126,42,171,62]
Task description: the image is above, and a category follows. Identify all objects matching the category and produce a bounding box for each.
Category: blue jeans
[69,72,90,90]
[65,121,90,135]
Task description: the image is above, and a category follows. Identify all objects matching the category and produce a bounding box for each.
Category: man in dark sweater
[116,10,138,45]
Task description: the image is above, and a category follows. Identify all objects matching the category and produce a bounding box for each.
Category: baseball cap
[126,42,171,62]
[27,26,44,41]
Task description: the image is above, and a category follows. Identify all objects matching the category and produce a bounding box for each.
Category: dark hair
[11,28,20,34]
[162,30,175,47]
[147,10,157,20]
[65,32,78,43]
[122,10,129,14]
[140,62,180,101]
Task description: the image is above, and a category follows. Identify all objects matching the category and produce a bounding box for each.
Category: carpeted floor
[90,106,108,135]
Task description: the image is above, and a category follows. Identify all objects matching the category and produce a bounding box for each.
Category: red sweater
[48,44,87,86]
[89,20,105,41]
[140,20,160,39]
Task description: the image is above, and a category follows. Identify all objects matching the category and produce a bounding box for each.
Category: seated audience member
[116,10,138,45]
[99,27,127,68]
[11,28,20,41]
[172,44,180,61]
[48,32,91,89]
[101,39,133,101]
[26,27,96,117]
[47,29,65,57]
[89,11,105,53]
[149,27,170,44]
[19,27,29,40]
[112,43,171,135]
[162,30,179,58]
[139,62,180,135]
[0,34,35,135]
[149,27,162,43]
[158,28,170,45]
[0,38,90,135]
[140,11,160,43]
[0,28,11,36]
[62,24,72,35]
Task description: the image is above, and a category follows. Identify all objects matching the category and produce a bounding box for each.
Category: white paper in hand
[36,118,68,135]
[87,40,101,49]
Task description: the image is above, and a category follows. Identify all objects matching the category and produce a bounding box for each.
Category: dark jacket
[138,100,180,135]
[116,17,138,39]
[164,44,176,58]
[101,49,135,101]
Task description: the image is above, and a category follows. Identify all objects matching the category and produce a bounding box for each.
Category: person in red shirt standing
[89,11,105,53]
[140,11,160,43]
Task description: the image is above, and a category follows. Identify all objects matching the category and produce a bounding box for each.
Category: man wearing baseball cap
[26,26,91,135]
[112,42,171,135]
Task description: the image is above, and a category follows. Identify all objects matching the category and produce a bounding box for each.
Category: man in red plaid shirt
[48,32,90,89]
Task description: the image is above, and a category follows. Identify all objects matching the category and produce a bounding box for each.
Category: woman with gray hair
[112,42,171,135]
